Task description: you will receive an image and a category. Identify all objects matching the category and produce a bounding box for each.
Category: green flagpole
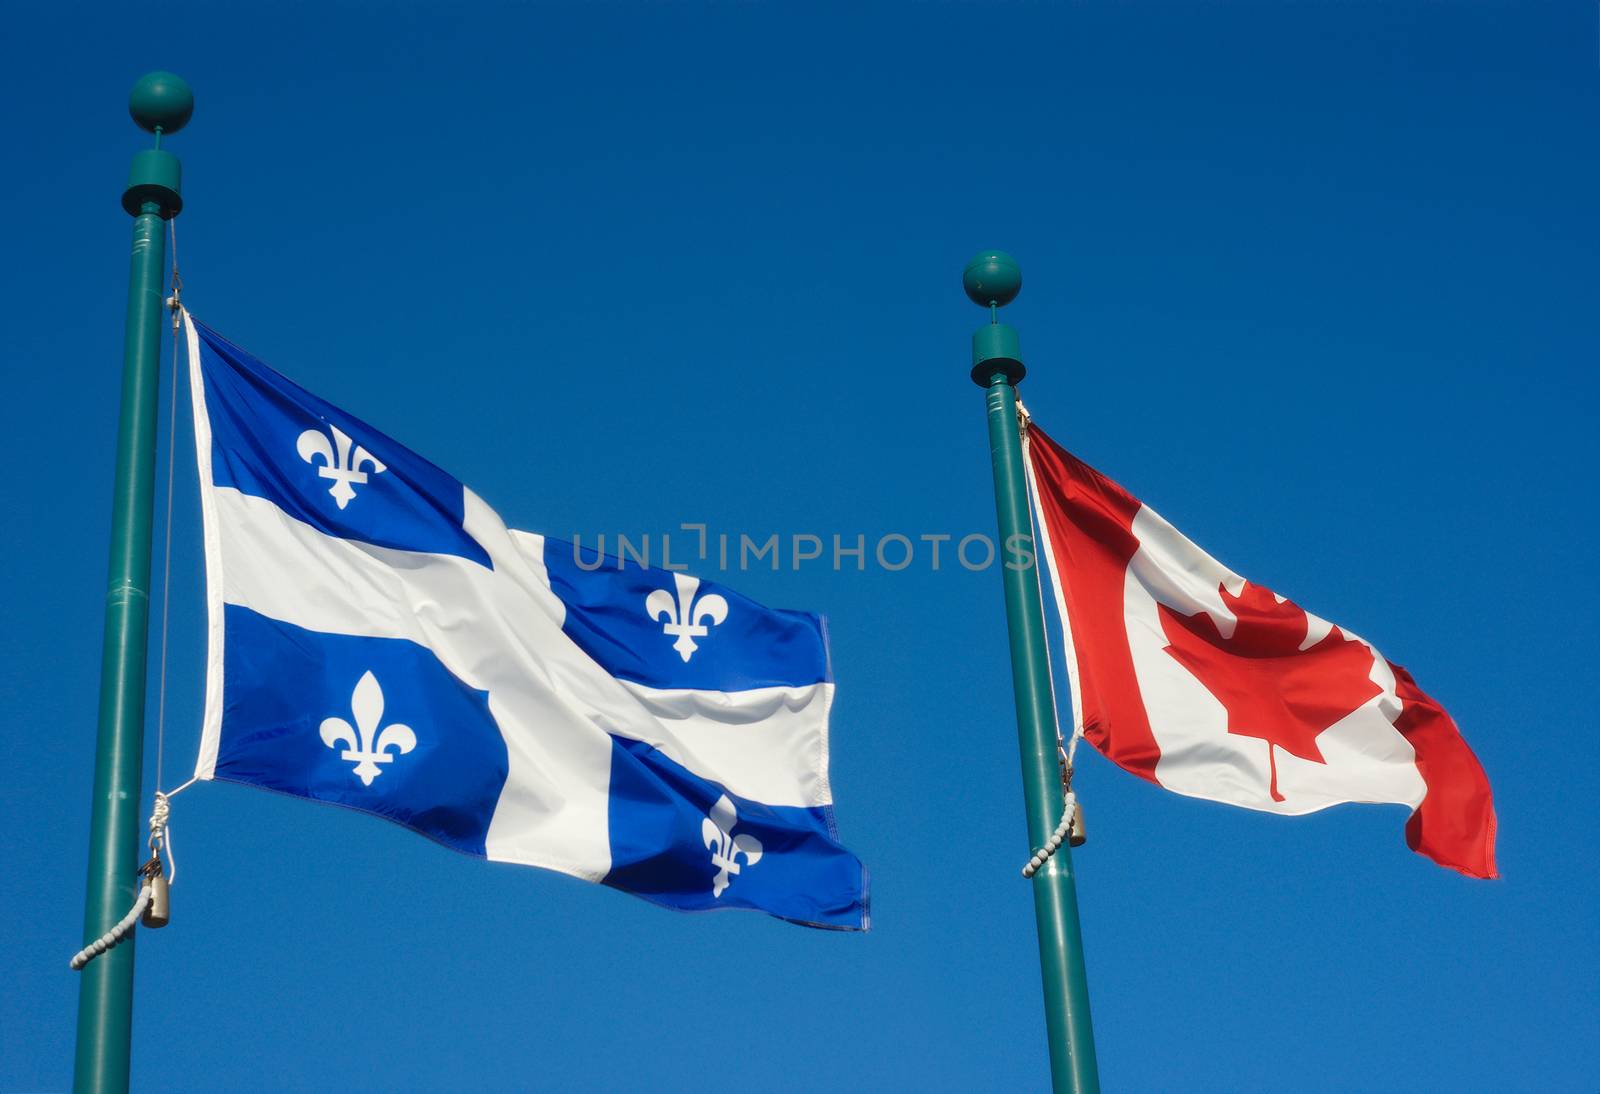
[966,251,1100,1093]
[74,71,191,1094]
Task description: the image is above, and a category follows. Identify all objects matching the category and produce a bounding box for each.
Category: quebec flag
[182,312,868,930]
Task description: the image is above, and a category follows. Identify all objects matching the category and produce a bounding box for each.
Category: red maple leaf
[1158,582,1382,802]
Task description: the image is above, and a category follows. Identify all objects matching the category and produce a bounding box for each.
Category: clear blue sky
[4,3,1596,1091]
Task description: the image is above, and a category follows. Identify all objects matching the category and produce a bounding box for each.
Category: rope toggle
[68,792,177,970]
[1022,758,1087,879]
[142,792,173,928]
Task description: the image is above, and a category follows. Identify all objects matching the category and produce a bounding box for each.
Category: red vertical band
[1388,660,1499,879]
[1027,423,1161,783]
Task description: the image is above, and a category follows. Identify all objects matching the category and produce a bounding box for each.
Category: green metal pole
[966,251,1100,1093]
[74,72,192,1094]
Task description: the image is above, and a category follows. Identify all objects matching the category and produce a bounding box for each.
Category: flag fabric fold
[1024,419,1496,879]
[184,312,868,929]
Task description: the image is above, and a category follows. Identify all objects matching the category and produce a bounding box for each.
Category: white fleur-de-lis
[319,671,416,786]
[645,573,729,663]
[701,794,762,898]
[296,423,386,509]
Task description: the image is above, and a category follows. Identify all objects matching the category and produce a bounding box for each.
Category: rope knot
[149,791,170,831]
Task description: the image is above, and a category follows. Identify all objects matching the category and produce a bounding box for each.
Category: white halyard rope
[69,883,153,971]
[1017,399,1087,880]
[74,230,201,973]
[1023,791,1078,879]
[68,781,195,970]
[73,225,208,972]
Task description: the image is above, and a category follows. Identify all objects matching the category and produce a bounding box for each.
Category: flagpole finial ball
[963,251,1022,309]
[129,72,193,135]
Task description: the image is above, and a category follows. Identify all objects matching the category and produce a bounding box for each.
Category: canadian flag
[1025,420,1497,878]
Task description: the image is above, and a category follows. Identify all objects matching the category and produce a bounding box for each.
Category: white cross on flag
[179,312,868,929]
[1025,419,1497,878]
